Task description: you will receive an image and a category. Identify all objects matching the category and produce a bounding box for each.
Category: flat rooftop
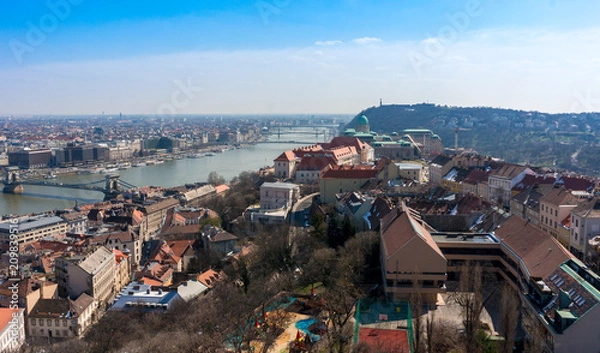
[431,232,499,244]
[0,215,65,233]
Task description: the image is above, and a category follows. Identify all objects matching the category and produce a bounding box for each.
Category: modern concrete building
[259,182,300,210]
[0,215,67,246]
[380,208,447,303]
[395,162,427,183]
[7,149,52,169]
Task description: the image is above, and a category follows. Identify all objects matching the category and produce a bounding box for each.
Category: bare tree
[427,314,462,353]
[321,282,361,353]
[449,261,487,353]
[410,275,425,353]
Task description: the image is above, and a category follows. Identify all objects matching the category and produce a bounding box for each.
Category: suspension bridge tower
[3,167,23,194]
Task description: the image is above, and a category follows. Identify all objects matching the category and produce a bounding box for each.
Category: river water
[0,141,307,216]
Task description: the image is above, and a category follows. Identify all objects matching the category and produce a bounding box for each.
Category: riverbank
[10,140,264,182]
[0,141,308,216]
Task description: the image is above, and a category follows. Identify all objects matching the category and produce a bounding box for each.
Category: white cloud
[352,37,382,45]
[314,40,343,46]
[1,27,600,114]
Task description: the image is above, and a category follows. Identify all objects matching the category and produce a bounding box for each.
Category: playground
[249,289,327,353]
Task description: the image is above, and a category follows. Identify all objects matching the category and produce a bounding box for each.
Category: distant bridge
[263,126,339,142]
[2,167,137,200]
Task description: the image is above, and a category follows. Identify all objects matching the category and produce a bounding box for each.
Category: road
[290,193,319,227]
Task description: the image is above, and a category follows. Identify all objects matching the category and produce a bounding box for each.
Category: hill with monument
[345,103,600,176]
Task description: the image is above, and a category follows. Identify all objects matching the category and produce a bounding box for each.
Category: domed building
[355,114,370,133]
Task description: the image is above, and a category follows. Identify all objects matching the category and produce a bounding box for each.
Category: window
[31,319,36,326]
[555,210,558,217]
[47,319,52,327]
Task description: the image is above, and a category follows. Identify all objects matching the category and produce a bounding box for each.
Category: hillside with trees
[348,104,600,176]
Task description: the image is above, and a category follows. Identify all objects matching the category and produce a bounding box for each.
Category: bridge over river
[262,124,340,144]
[2,167,137,200]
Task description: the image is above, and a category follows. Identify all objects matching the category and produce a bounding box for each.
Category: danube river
[1,141,308,216]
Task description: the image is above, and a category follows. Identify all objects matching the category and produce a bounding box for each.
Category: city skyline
[1,0,599,115]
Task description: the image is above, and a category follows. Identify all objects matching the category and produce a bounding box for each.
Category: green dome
[356,115,369,126]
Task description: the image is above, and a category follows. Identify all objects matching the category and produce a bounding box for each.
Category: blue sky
[1,0,599,114]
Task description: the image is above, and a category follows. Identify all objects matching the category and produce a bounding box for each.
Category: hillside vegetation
[348,104,600,175]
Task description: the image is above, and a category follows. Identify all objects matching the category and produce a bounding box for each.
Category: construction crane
[403,134,422,154]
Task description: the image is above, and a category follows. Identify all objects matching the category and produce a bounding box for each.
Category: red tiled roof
[326,136,372,152]
[559,176,595,191]
[494,215,573,278]
[0,308,22,333]
[214,184,230,193]
[321,165,379,179]
[114,249,128,264]
[167,240,194,257]
[274,150,298,162]
[131,209,144,225]
[512,174,556,193]
[149,242,181,265]
[491,164,531,179]
[462,168,490,185]
[172,213,186,225]
[161,224,201,237]
[539,187,579,206]
[296,156,335,171]
[198,269,223,288]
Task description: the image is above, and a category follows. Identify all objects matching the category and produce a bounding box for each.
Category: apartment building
[273,151,299,179]
[487,164,534,207]
[259,182,300,210]
[569,197,600,261]
[55,246,116,306]
[139,197,180,237]
[27,293,96,338]
[539,187,580,240]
